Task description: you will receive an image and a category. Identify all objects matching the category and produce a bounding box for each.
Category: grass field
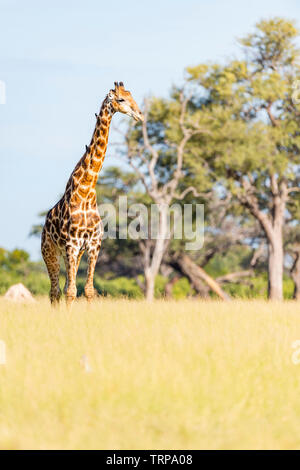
[0,298,300,450]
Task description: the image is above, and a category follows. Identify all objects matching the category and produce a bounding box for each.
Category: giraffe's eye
[117,98,125,102]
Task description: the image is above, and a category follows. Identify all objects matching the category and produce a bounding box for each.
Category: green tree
[187,18,300,300]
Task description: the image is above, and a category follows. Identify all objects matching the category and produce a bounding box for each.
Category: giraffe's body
[42,82,143,305]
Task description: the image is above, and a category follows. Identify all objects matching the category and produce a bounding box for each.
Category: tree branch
[173,186,211,200]
[265,102,280,127]
[238,177,274,243]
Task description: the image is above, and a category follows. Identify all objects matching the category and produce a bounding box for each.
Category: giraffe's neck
[67,97,114,201]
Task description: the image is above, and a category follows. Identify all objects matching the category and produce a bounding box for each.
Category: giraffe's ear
[108,90,115,100]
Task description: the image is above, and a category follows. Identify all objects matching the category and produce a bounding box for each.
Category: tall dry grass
[0,298,300,449]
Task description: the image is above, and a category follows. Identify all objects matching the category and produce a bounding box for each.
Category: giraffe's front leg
[84,243,101,302]
[41,230,62,306]
[63,249,84,295]
[64,245,79,307]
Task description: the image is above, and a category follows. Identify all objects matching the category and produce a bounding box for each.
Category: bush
[0,246,297,300]
[172,277,192,299]
[77,275,143,299]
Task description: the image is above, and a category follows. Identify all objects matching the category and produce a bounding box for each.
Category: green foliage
[239,18,299,69]
[77,275,143,299]
[154,275,168,298]
[205,245,253,278]
[0,248,29,269]
[282,276,295,300]
[0,247,50,295]
[172,277,192,299]
[221,273,267,299]
[186,18,300,191]
[221,273,294,300]
[0,245,296,301]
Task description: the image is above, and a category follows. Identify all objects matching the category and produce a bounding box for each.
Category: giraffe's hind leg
[42,231,62,305]
[84,242,101,302]
[63,249,84,296]
[63,245,81,307]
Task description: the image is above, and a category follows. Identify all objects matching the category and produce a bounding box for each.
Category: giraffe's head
[108,82,144,122]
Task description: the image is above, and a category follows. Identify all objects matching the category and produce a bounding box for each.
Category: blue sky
[1,0,299,259]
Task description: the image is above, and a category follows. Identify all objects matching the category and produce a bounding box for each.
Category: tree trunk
[240,175,287,302]
[268,235,283,300]
[189,278,210,298]
[291,251,300,300]
[170,253,231,301]
[143,204,169,301]
[145,268,155,301]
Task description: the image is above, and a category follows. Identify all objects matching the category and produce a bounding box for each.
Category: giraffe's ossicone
[41,82,143,305]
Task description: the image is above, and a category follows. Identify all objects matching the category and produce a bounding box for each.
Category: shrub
[77,276,143,299]
[172,277,192,299]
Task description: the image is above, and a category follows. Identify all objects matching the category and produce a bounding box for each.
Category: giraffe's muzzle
[132,110,144,122]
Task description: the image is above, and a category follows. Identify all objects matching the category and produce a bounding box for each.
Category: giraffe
[41,82,143,305]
